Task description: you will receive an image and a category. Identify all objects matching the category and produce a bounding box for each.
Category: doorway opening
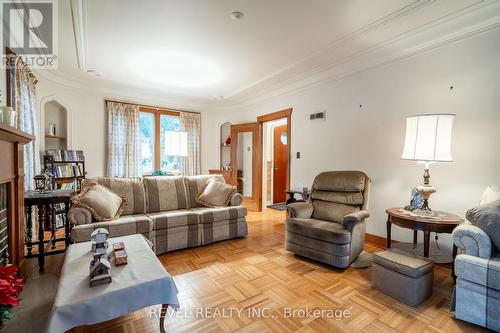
[257,108,292,211]
[263,119,287,208]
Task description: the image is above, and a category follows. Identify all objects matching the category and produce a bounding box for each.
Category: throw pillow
[466,198,500,251]
[72,184,128,222]
[195,178,236,207]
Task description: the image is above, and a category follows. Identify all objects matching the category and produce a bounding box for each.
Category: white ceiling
[50,0,500,105]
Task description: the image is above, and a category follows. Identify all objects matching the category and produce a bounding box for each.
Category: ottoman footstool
[372,248,434,307]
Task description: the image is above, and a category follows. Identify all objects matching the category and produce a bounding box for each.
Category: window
[139,112,154,174]
[139,107,183,175]
[160,114,182,172]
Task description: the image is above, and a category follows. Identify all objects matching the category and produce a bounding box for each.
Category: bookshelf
[44,150,86,192]
[43,150,86,232]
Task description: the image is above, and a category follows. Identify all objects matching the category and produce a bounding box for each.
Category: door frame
[230,122,262,211]
[272,123,288,203]
[257,108,292,199]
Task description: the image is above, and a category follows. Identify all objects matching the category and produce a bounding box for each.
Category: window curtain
[180,111,201,175]
[106,101,142,177]
[13,57,41,190]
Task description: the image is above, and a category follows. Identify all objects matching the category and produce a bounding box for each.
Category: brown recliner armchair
[286,171,371,268]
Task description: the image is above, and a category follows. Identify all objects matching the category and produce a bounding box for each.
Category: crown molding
[214,0,500,110]
[34,69,218,112]
[70,0,88,71]
[223,0,437,99]
[37,0,500,113]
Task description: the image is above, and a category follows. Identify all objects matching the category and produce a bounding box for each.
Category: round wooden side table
[385,207,463,280]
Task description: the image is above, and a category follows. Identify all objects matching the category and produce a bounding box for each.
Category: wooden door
[273,124,288,203]
[230,123,262,211]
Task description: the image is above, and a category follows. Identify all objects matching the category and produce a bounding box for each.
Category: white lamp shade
[164,131,188,156]
[401,114,455,162]
[141,141,152,157]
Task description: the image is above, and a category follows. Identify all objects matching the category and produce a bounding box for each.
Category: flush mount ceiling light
[130,51,223,89]
[230,11,244,20]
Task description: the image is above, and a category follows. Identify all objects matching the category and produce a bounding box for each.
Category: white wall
[34,27,500,249]
[35,78,224,177]
[44,101,68,150]
[204,28,500,249]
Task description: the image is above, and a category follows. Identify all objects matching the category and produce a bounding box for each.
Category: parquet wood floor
[64,210,485,333]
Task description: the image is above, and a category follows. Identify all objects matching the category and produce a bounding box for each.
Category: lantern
[33,174,51,193]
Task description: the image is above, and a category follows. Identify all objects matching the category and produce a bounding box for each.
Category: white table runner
[46,234,179,333]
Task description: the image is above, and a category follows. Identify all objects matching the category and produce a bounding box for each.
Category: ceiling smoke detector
[230,11,244,20]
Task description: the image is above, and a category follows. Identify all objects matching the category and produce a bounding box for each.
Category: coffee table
[46,234,179,333]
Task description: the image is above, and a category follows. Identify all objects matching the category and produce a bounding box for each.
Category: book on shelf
[45,149,85,162]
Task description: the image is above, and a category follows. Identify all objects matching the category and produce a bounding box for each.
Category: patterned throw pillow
[195,178,236,208]
[71,184,128,222]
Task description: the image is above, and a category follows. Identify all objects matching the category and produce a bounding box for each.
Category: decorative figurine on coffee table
[90,228,109,255]
[89,254,112,287]
[89,228,112,287]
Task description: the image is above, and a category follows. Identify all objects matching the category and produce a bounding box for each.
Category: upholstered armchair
[452,186,500,332]
[286,171,371,268]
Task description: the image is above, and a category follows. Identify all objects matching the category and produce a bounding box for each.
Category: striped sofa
[67,175,248,255]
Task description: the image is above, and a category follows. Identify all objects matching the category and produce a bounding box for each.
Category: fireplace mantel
[0,122,33,271]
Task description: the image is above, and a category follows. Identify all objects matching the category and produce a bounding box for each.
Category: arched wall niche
[219,121,232,169]
[39,95,72,152]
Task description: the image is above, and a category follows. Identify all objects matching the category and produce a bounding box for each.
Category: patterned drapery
[180,111,201,176]
[106,101,142,177]
[13,57,40,190]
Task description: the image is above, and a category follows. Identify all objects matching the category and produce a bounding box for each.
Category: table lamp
[165,131,188,174]
[401,114,455,211]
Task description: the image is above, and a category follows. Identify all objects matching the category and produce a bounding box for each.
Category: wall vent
[310,111,325,120]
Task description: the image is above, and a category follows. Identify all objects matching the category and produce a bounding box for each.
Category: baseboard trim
[365,233,397,249]
[365,233,452,269]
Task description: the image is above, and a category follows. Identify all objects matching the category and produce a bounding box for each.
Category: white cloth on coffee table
[46,234,179,333]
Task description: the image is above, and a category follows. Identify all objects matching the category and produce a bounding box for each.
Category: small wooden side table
[285,190,310,205]
[24,189,74,272]
[385,207,463,280]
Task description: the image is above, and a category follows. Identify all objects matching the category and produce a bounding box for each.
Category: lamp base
[416,185,436,211]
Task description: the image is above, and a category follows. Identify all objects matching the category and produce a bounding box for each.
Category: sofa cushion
[201,217,247,245]
[143,176,188,212]
[455,254,500,291]
[184,174,225,208]
[71,214,152,243]
[312,200,359,223]
[191,206,247,224]
[195,178,236,207]
[466,199,500,251]
[286,218,351,244]
[151,225,201,255]
[480,186,500,206]
[71,184,127,222]
[92,177,146,215]
[147,210,199,230]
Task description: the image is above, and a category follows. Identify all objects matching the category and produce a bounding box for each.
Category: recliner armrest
[229,192,243,206]
[67,206,92,226]
[452,222,492,259]
[287,202,313,219]
[342,210,369,230]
